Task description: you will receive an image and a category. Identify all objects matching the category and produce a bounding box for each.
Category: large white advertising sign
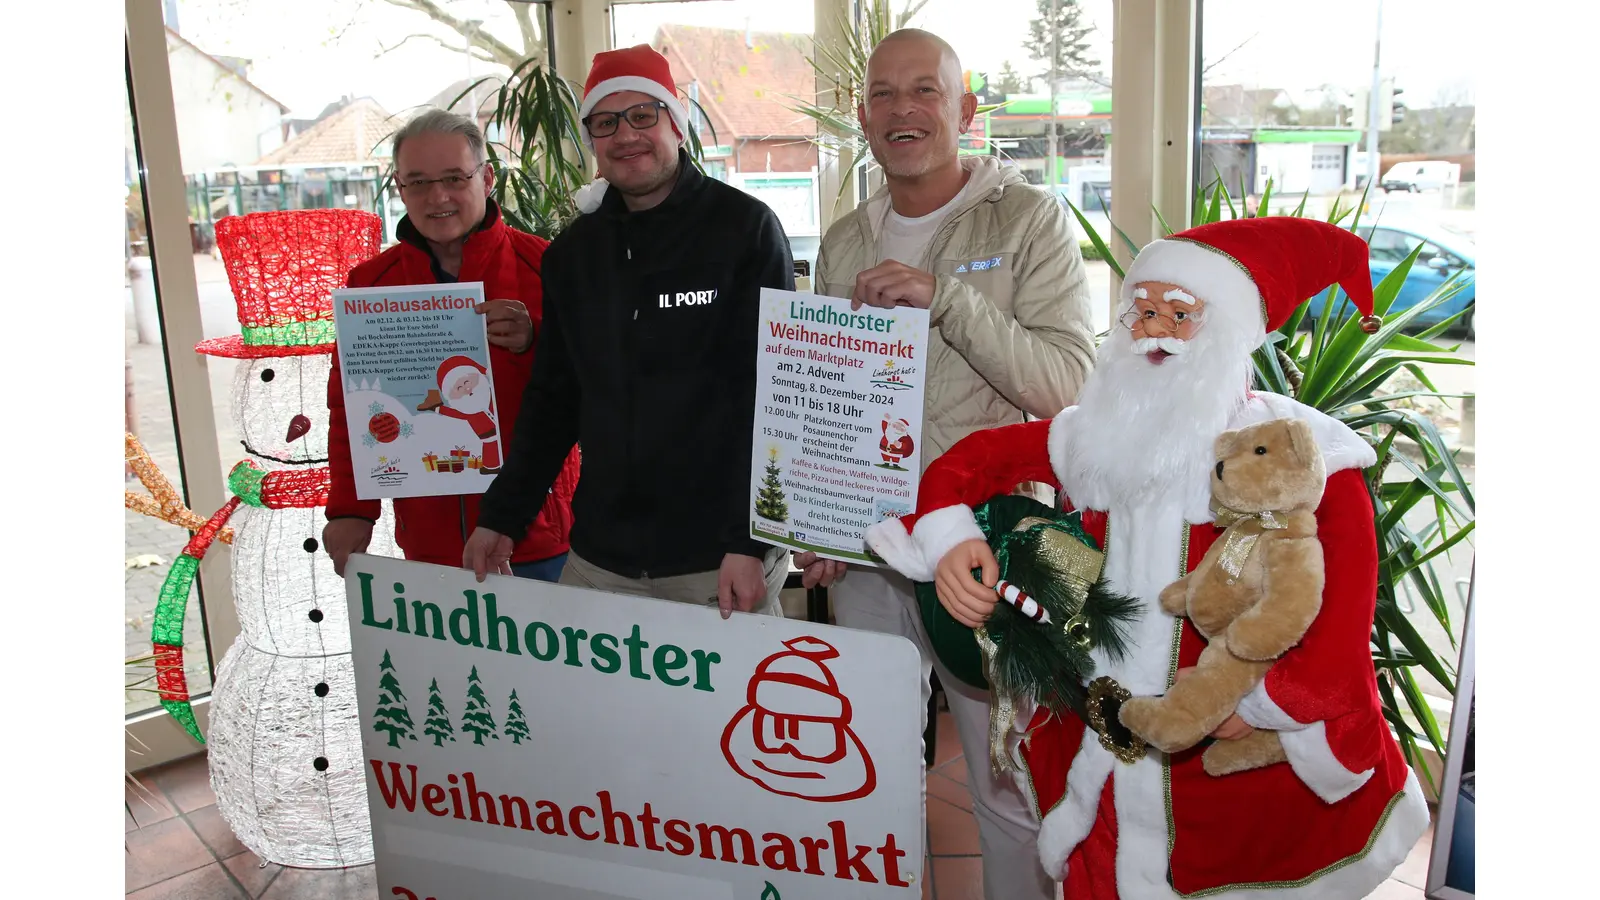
[345,554,925,900]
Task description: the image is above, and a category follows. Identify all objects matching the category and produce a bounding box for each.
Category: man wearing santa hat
[467,45,796,620]
[865,217,1430,899]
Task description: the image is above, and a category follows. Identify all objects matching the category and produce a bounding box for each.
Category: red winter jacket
[326,203,579,566]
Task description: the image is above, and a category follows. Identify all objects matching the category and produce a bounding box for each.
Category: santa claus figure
[865,218,1428,899]
[879,415,915,469]
[422,355,500,473]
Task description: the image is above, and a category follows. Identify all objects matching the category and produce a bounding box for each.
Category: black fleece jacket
[476,152,794,577]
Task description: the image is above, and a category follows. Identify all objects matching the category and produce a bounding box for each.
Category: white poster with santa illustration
[333,282,500,500]
[750,288,929,565]
[344,553,924,900]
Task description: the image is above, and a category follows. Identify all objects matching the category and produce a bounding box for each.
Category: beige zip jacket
[814,156,1097,469]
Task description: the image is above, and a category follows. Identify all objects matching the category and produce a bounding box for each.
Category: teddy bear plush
[1118,416,1328,777]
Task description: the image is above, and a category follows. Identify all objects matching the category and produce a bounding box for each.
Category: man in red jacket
[323,108,578,581]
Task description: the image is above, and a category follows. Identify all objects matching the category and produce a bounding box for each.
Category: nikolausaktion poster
[333,282,500,500]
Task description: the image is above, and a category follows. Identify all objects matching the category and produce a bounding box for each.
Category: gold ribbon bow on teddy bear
[1209,500,1290,584]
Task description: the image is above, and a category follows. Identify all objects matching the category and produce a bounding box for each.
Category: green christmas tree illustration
[422,678,456,747]
[460,666,499,745]
[755,448,790,522]
[504,689,531,745]
[373,650,417,748]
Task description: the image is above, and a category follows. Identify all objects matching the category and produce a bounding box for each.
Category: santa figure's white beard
[1058,324,1256,515]
[446,383,493,416]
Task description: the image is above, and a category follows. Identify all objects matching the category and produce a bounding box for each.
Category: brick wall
[730,139,818,174]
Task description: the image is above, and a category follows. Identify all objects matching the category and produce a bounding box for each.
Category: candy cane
[994,579,1051,624]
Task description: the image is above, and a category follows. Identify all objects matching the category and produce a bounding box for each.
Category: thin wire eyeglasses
[395,162,487,194]
[1118,304,1206,334]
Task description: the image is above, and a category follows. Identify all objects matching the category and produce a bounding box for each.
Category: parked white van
[1380,161,1461,193]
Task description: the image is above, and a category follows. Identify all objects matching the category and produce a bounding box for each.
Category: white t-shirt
[878,177,973,268]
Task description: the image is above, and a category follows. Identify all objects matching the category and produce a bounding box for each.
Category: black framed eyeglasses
[583,101,668,139]
[395,162,487,194]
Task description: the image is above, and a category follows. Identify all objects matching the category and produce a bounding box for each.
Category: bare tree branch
[509,1,544,65]
[897,0,933,27]
[330,6,364,44]
[1202,33,1258,77]
[376,32,496,63]
[377,0,524,67]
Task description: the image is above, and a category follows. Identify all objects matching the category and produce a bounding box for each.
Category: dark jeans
[510,552,569,583]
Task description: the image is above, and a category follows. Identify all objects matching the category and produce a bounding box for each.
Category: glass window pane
[126,67,213,716]
[873,0,1114,326]
[1199,0,1475,701]
[163,0,551,469]
[611,1,819,272]
[138,0,513,716]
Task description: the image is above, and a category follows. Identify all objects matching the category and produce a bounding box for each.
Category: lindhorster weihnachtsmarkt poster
[750,288,930,564]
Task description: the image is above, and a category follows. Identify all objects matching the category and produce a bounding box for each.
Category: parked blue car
[1303,221,1476,337]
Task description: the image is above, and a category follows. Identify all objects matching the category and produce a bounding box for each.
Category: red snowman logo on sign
[721,636,876,802]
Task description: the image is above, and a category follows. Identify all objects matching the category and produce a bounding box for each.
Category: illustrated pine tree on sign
[504,689,531,745]
[755,448,789,523]
[373,650,417,748]
[422,678,456,747]
[460,666,500,745]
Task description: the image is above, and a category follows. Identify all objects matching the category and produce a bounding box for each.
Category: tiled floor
[127,710,1437,899]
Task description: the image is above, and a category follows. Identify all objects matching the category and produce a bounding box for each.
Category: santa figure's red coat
[866,393,1429,900]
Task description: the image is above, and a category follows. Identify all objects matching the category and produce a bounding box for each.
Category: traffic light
[1351,88,1369,129]
[1376,78,1403,132]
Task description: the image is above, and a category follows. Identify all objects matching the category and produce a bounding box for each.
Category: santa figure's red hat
[1122,217,1382,342]
[576,44,689,151]
[437,356,487,393]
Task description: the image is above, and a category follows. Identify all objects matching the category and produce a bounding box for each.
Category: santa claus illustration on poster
[331,282,501,498]
[419,356,501,473]
[878,414,915,470]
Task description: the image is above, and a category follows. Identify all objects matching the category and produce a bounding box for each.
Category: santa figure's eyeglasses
[1118,306,1205,333]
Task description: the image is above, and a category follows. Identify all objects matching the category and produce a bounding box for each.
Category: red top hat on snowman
[195,209,384,359]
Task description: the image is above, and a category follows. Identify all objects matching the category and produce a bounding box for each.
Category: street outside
[126,201,1474,715]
